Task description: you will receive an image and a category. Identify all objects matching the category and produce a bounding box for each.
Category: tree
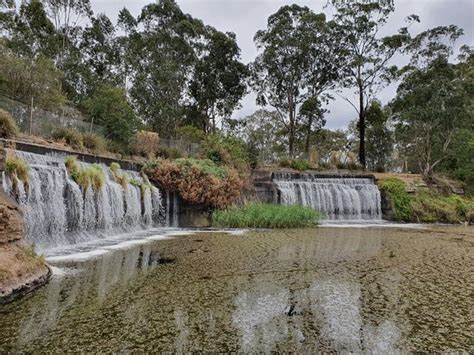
[298,97,327,156]
[127,0,204,137]
[82,84,140,143]
[189,28,248,133]
[252,5,317,157]
[0,44,66,109]
[331,0,414,168]
[233,109,287,163]
[392,56,470,179]
[365,100,393,171]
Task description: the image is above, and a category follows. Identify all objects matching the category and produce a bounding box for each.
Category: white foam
[320,222,426,229]
[47,249,110,262]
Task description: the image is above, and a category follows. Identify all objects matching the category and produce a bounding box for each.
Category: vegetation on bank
[379,177,474,223]
[144,158,245,209]
[5,155,29,195]
[212,203,321,228]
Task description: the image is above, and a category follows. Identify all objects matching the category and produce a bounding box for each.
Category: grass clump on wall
[212,203,321,228]
[110,162,129,189]
[143,158,245,209]
[64,156,105,192]
[5,155,29,194]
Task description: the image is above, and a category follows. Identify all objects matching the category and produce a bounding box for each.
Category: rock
[0,190,24,243]
[467,209,474,225]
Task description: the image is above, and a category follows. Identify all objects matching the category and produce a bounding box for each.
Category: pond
[0,226,472,352]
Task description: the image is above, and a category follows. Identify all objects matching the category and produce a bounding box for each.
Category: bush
[52,128,83,149]
[130,130,160,157]
[378,177,412,221]
[143,158,246,209]
[82,132,107,153]
[201,133,251,172]
[0,109,19,138]
[64,155,80,173]
[212,203,321,228]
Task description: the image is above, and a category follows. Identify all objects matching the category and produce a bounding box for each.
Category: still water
[0,226,472,352]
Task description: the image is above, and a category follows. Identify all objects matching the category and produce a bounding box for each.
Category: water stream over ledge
[0,226,472,352]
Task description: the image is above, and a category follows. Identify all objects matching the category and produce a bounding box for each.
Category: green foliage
[175,158,228,179]
[201,132,250,172]
[176,125,205,143]
[0,109,19,138]
[110,162,120,174]
[82,132,107,153]
[378,177,412,221]
[82,85,140,144]
[365,100,393,172]
[379,177,474,223]
[279,159,313,172]
[52,128,83,149]
[156,146,183,160]
[212,203,321,228]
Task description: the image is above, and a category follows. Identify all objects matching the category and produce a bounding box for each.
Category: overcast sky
[92,0,474,130]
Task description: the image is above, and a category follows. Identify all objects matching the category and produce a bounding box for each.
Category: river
[0,226,472,352]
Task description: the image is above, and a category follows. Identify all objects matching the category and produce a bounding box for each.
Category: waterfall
[273,172,382,221]
[2,150,167,251]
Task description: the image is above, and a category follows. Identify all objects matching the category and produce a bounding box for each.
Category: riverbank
[0,191,50,304]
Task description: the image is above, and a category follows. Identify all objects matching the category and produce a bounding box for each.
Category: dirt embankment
[0,190,50,304]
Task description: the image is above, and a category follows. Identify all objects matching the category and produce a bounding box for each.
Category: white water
[2,150,167,252]
[274,173,382,221]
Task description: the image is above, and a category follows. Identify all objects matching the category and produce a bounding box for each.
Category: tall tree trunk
[304,114,313,157]
[288,94,295,158]
[358,86,366,169]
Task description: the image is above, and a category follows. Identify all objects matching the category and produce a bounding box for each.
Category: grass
[64,156,105,192]
[52,128,84,149]
[82,132,107,153]
[109,162,129,189]
[5,156,29,185]
[0,109,19,139]
[379,176,474,223]
[212,203,321,228]
[279,158,313,172]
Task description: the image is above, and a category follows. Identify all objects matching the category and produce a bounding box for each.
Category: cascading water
[2,150,167,251]
[273,172,382,221]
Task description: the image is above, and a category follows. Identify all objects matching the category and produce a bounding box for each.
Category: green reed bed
[212,203,320,228]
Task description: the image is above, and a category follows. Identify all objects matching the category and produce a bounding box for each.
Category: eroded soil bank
[0,226,472,352]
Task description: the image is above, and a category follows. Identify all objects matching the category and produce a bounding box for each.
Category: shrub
[279,158,313,171]
[378,177,412,221]
[144,158,246,209]
[82,132,107,153]
[0,109,19,138]
[201,133,251,172]
[212,203,321,228]
[130,130,160,157]
[52,128,83,149]
[291,159,313,171]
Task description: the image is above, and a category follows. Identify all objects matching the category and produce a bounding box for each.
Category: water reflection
[16,245,161,346]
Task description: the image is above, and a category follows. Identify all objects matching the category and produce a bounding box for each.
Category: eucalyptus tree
[391,26,468,179]
[252,5,342,157]
[189,28,248,133]
[331,0,415,168]
[298,97,327,155]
